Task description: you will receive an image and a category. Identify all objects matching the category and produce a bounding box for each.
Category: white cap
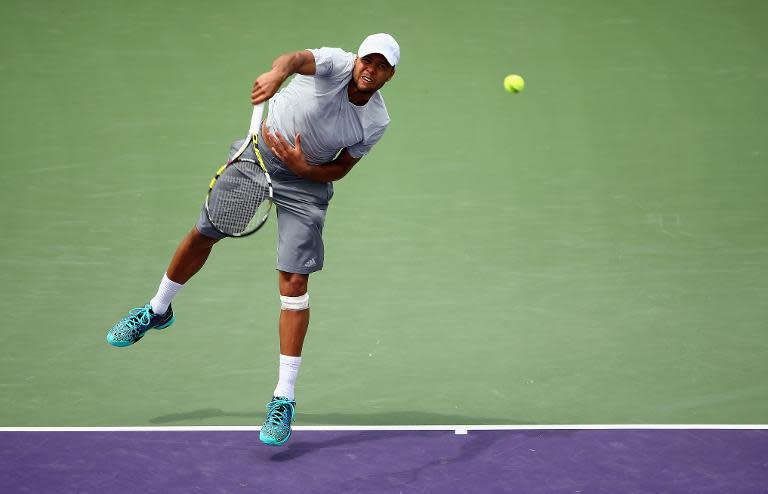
[357,33,400,67]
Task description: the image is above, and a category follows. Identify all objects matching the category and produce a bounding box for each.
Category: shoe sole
[260,428,292,446]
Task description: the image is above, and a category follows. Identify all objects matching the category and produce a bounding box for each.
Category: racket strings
[208,159,271,235]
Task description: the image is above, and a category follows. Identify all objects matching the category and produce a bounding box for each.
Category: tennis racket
[204,103,273,238]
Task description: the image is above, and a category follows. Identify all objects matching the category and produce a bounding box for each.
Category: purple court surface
[1,428,767,493]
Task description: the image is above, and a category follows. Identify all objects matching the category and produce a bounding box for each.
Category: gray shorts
[196,130,334,274]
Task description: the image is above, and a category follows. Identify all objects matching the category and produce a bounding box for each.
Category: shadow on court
[150,408,257,423]
[150,409,522,426]
[266,428,530,464]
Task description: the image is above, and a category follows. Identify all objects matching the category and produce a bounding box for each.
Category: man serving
[106,33,400,446]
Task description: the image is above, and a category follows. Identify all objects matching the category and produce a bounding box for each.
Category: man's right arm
[251,50,316,104]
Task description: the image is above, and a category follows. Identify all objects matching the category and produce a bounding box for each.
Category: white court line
[1,425,767,433]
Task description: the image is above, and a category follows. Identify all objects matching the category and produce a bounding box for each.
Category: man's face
[351,53,395,93]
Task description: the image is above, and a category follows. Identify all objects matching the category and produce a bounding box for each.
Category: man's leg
[107,136,248,347]
[106,227,221,347]
[277,271,310,357]
[167,227,221,283]
[260,270,309,446]
[274,270,309,400]
[147,227,220,314]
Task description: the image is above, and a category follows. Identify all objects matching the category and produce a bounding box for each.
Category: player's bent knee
[281,293,310,311]
[191,227,221,246]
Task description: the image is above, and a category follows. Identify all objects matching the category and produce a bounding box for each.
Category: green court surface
[1,0,766,427]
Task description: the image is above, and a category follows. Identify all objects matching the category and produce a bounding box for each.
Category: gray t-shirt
[264,47,390,164]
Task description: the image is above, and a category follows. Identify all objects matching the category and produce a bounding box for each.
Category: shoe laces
[265,398,295,425]
[122,305,153,330]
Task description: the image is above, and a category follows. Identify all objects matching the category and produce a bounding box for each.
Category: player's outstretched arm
[251,50,316,104]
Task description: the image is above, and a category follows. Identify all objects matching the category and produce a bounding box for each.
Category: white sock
[149,273,184,315]
[273,354,302,400]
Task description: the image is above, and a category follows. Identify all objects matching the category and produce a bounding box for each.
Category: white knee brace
[280,293,310,311]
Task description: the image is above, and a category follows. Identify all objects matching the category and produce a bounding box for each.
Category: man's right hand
[250,50,317,105]
[251,69,284,105]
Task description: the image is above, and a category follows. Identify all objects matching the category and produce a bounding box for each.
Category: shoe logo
[303,258,317,268]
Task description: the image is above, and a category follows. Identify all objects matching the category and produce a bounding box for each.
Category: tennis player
[105,34,399,446]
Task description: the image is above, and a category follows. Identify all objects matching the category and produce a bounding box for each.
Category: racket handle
[249,102,265,136]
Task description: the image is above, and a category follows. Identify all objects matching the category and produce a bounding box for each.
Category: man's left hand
[265,130,308,173]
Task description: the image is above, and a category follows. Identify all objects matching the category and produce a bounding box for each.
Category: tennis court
[1,0,767,492]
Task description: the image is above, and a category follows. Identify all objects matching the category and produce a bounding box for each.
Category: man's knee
[279,271,308,297]
[190,226,221,248]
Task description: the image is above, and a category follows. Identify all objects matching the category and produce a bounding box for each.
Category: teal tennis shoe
[259,396,296,446]
[106,304,175,347]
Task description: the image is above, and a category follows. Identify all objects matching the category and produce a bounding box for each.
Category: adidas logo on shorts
[303,258,317,268]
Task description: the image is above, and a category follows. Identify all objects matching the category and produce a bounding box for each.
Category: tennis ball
[504,74,525,93]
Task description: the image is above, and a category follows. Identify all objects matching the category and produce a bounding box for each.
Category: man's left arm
[265,131,362,183]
